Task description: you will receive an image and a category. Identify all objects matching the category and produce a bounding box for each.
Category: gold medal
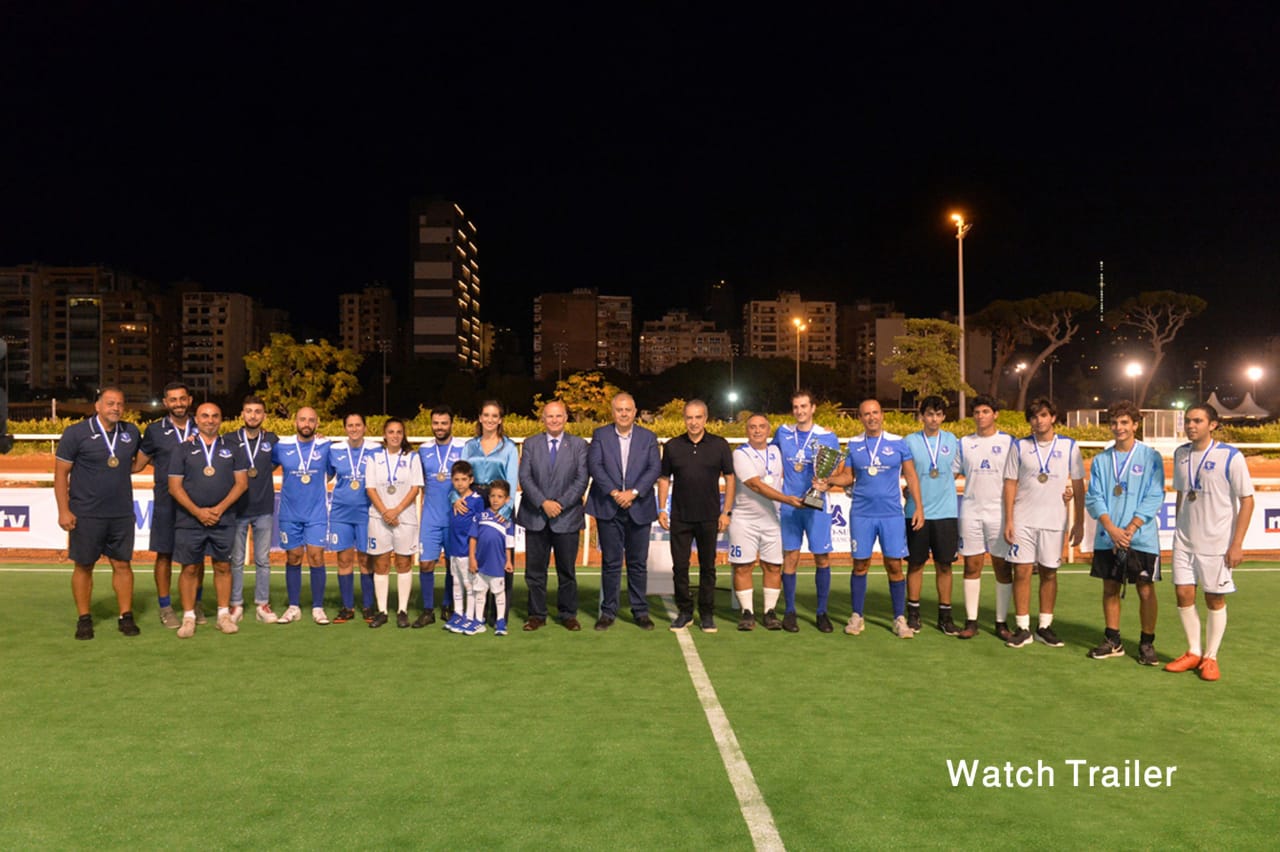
[350,479,362,491]
[1037,473,1049,483]
[929,468,939,479]
[1113,484,1124,496]
[203,466,216,477]
[107,456,120,468]
[1187,491,1197,502]
[793,462,804,472]
[866,466,878,477]
[248,468,258,478]
[436,472,447,481]
[300,474,311,485]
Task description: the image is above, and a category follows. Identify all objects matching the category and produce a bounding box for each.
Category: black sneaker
[937,614,960,636]
[737,610,755,631]
[1035,625,1064,647]
[1087,636,1125,659]
[669,612,694,631]
[412,610,436,628]
[906,608,922,634]
[361,607,375,623]
[440,605,454,622]
[117,612,140,636]
[368,611,389,629]
[396,610,410,629]
[700,614,718,633]
[1137,642,1158,666]
[1005,628,1033,648]
[761,610,783,631]
[332,607,357,623]
[816,612,834,634]
[995,621,1014,642]
[781,612,799,633]
[75,615,94,641]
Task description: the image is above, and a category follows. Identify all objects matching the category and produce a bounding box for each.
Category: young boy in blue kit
[468,480,516,636]
[443,461,486,633]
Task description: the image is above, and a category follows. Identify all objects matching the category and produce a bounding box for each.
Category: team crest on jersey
[218,449,233,458]
[1204,461,1216,470]
[1051,450,1062,458]
[261,442,272,451]
[991,445,1001,454]
[119,432,133,443]
[1132,464,1144,474]
[940,446,951,455]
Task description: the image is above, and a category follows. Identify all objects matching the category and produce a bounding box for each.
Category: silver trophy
[801,445,842,510]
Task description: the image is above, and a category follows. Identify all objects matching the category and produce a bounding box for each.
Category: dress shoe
[523,617,546,632]
[634,614,655,630]
[562,616,582,632]
[594,615,615,631]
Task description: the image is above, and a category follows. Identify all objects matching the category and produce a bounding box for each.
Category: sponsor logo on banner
[1266,508,1280,533]
[0,505,31,531]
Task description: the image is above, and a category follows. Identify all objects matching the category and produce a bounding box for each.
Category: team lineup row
[56,385,1252,680]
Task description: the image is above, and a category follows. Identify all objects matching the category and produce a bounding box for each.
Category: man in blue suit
[516,400,590,631]
[586,392,661,631]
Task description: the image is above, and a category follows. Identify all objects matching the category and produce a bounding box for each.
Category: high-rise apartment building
[182,291,257,398]
[743,291,837,368]
[638,311,731,375]
[410,198,480,368]
[532,289,633,380]
[339,284,397,355]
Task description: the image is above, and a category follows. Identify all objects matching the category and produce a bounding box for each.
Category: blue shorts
[779,504,833,553]
[149,495,175,554]
[418,523,448,562]
[69,515,135,565]
[851,515,909,560]
[327,518,369,552]
[173,523,236,565]
[278,519,328,550]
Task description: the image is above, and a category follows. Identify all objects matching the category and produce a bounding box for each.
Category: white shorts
[471,572,505,594]
[1006,527,1065,569]
[958,514,1010,559]
[366,517,421,556]
[1171,548,1237,594]
[728,520,782,566]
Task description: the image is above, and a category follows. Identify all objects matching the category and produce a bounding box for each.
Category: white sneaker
[216,613,239,634]
[311,607,331,625]
[255,604,279,624]
[177,616,196,639]
[844,613,865,636]
[892,615,915,639]
[229,605,244,624]
[276,605,302,624]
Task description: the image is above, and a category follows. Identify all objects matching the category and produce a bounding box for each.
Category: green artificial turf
[1,564,1276,849]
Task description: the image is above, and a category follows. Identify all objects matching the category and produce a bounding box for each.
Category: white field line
[5,566,1280,575]
[662,596,785,852]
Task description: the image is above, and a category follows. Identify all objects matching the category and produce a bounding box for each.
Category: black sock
[938,604,952,618]
[78,614,92,622]
[1105,627,1121,641]
[1140,632,1155,645]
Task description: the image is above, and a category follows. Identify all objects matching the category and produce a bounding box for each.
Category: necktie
[549,437,558,466]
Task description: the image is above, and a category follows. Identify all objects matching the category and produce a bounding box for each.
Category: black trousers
[524,527,580,620]
[669,518,718,617]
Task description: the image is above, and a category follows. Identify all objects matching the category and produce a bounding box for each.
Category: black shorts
[173,524,236,566]
[1090,548,1161,584]
[150,495,175,554]
[69,516,135,566]
[907,518,959,566]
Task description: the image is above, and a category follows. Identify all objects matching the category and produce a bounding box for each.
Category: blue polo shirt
[56,416,142,519]
[272,436,331,525]
[846,431,913,518]
[167,435,248,529]
[140,417,196,496]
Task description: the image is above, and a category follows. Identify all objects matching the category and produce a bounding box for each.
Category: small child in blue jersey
[444,461,486,633]
[468,480,516,636]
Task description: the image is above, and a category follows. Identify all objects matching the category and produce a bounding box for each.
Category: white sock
[736,589,754,612]
[1178,605,1202,656]
[1039,612,1054,629]
[217,607,230,617]
[996,582,1012,623]
[1205,606,1227,659]
[396,571,412,612]
[963,578,981,621]
[466,586,481,621]
[763,587,781,612]
[1015,613,1030,630]
[183,610,195,620]
[451,561,467,612]
[491,577,507,622]
[374,573,389,613]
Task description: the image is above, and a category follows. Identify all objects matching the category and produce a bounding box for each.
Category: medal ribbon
[746,445,772,478]
[384,448,402,488]
[346,442,367,484]
[1189,440,1216,493]
[868,432,885,469]
[199,435,219,471]
[792,427,814,467]
[240,428,262,469]
[434,442,450,477]
[1111,444,1137,493]
[171,417,193,443]
[95,416,120,461]
[296,440,316,477]
[923,432,941,473]
[1032,436,1058,479]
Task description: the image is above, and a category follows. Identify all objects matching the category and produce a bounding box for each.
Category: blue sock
[890,578,907,618]
[285,566,302,607]
[782,573,797,613]
[815,567,831,614]
[444,570,453,607]
[338,573,355,609]
[309,566,327,609]
[360,573,375,609]
[851,572,868,616]
[158,595,171,609]
[420,570,435,608]
[195,585,203,603]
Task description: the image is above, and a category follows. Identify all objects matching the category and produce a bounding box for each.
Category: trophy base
[800,492,825,510]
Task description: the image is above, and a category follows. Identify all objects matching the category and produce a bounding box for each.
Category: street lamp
[792,317,807,393]
[377,339,392,415]
[1193,359,1207,402]
[1125,361,1143,403]
[1246,365,1263,399]
[951,213,973,418]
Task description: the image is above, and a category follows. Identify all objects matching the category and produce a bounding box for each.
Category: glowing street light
[1246,365,1263,398]
[951,212,973,418]
[792,317,807,392]
[1125,361,1143,402]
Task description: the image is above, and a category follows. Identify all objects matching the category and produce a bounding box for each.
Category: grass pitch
[1,563,1276,849]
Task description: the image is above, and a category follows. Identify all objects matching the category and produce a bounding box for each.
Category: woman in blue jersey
[458,400,519,620]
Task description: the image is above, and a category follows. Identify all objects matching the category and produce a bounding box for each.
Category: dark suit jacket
[585,424,660,525]
[515,431,589,533]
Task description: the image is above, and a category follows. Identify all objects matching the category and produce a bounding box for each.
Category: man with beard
[414,405,466,627]
[271,406,332,625]
[328,413,375,623]
[137,382,195,629]
[226,395,280,623]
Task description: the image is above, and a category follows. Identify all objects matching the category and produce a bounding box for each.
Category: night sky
[4,6,1278,382]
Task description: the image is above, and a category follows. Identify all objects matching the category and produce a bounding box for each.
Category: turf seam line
[662,595,785,852]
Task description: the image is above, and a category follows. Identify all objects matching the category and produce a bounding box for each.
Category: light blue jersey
[1085,441,1165,554]
[903,430,959,519]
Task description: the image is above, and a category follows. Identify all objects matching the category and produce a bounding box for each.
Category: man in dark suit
[516,400,590,631]
[586,392,661,630]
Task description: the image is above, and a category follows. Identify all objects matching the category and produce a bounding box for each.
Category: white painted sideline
[662,596,785,852]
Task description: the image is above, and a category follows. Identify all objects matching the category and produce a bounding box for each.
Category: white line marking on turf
[663,596,785,852]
